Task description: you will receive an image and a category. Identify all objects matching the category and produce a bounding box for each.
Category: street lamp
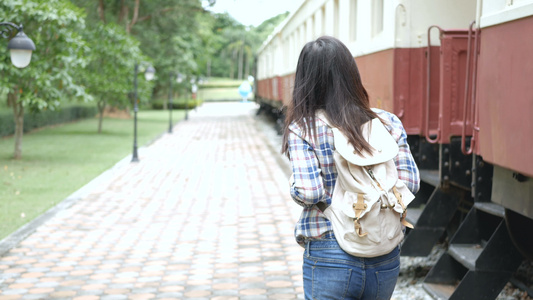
[0,23,36,68]
[168,72,184,133]
[187,77,197,121]
[131,62,156,162]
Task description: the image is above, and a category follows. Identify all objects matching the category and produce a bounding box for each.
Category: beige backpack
[317,112,415,257]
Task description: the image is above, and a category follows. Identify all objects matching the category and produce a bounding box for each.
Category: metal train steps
[401,182,460,257]
[423,202,524,300]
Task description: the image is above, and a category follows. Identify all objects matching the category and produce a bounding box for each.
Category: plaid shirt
[287,109,420,247]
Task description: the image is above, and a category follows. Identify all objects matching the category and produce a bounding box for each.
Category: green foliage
[78,23,151,108]
[71,0,209,101]
[0,0,288,158]
[199,77,242,88]
[0,0,92,109]
[254,12,290,41]
[0,0,289,116]
[150,98,203,110]
[198,87,241,101]
[205,11,290,79]
[0,104,97,137]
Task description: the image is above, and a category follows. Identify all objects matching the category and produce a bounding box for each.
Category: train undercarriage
[404,136,533,299]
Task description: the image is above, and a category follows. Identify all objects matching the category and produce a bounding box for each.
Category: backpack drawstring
[364,166,414,230]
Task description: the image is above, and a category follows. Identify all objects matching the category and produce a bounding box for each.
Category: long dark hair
[281,36,380,156]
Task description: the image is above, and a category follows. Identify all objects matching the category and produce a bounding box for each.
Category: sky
[205,0,303,27]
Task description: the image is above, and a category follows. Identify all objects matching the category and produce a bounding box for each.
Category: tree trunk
[245,53,250,79]
[238,43,244,80]
[118,0,128,29]
[97,99,106,133]
[126,0,140,34]
[8,91,24,160]
[98,0,106,23]
[231,49,238,79]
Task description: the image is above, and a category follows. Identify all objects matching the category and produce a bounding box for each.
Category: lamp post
[187,77,197,121]
[0,22,36,68]
[131,62,155,162]
[168,72,184,133]
[168,72,174,133]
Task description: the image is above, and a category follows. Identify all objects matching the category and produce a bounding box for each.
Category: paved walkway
[0,102,303,300]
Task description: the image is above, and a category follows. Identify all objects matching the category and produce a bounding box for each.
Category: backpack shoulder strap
[316,111,398,166]
[392,186,414,229]
[316,110,332,127]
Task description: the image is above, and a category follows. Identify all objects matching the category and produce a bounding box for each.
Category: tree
[0,0,91,159]
[79,23,149,133]
[208,13,244,78]
[72,0,213,100]
[244,12,290,79]
[204,11,290,79]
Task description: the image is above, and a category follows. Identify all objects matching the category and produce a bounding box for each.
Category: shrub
[0,105,98,137]
[150,98,203,110]
[199,83,240,89]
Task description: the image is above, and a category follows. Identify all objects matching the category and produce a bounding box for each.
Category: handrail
[471,26,481,136]
[425,25,443,144]
[397,95,405,118]
[461,21,477,155]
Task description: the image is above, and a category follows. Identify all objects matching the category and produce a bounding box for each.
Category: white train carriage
[256,0,475,124]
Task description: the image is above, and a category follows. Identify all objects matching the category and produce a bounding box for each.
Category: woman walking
[282,36,420,299]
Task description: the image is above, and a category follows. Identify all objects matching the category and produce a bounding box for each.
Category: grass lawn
[0,109,185,240]
[198,77,250,101]
[198,87,242,101]
[200,77,242,87]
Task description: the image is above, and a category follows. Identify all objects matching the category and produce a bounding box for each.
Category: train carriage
[255,0,533,299]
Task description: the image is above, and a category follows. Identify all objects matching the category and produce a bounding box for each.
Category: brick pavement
[0,102,304,300]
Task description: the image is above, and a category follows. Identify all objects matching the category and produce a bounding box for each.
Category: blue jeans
[303,236,400,300]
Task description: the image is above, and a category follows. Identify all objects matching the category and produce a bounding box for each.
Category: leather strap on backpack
[352,193,368,237]
[392,186,414,229]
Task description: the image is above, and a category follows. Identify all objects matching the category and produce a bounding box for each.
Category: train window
[303,22,308,43]
[394,4,407,46]
[321,5,326,36]
[350,0,358,41]
[372,0,384,36]
[283,37,289,69]
[297,27,301,52]
[508,0,530,5]
[311,15,316,39]
[334,0,339,37]
[289,34,294,69]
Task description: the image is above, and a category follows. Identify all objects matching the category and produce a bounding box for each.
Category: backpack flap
[360,160,416,210]
[333,118,398,166]
[338,190,381,219]
[358,160,416,223]
[332,151,380,219]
